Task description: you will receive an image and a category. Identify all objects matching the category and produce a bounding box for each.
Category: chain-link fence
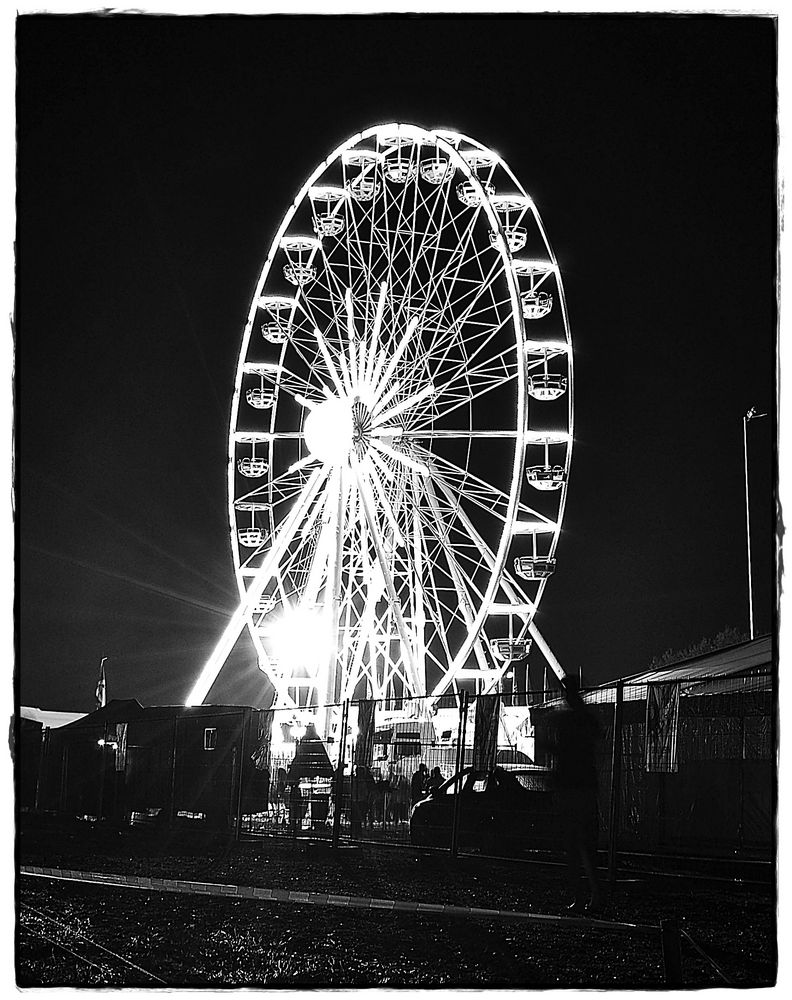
[531,668,774,859]
[27,666,773,862]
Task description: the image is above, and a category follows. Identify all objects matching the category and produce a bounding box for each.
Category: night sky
[16,14,777,713]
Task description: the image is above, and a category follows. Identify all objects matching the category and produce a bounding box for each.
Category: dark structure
[33,700,271,830]
[532,636,774,858]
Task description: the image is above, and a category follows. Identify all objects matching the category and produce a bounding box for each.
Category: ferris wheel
[186,124,573,713]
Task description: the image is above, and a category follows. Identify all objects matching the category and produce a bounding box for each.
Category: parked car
[409,765,558,855]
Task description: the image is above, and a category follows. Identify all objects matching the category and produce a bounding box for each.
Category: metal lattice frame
[187,124,573,713]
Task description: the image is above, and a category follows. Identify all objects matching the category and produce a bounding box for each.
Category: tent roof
[57,699,146,727]
[620,634,773,685]
[56,700,257,729]
[534,635,773,711]
[588,635,773,705]
[20,707,87,729]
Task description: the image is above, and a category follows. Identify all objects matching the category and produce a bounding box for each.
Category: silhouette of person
[551,674,602,913]
[411,763,428,804]
[426,766,444,793]
[288,781,304,836]
[351,764,373,836]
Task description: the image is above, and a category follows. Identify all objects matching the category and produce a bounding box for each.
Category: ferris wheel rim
[228,121,525,584]
[223,123,572,707]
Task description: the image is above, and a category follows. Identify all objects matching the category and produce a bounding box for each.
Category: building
[532,635,774,857]
[31,700,271,830]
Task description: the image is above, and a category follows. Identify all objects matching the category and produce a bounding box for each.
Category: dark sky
[16,14,777,712]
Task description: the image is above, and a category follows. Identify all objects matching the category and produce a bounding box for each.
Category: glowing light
[304,397,353,465]
[268,607,334,672]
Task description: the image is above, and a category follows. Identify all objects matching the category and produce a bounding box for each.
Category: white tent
[20,707,87,729]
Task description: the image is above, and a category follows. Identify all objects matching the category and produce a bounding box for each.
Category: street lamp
[743,406,767,639]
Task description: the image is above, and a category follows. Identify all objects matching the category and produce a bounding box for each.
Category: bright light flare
[267,607,334,672]
[304,396,353,465]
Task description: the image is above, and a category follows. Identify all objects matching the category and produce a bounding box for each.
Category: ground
[16,816,776,988]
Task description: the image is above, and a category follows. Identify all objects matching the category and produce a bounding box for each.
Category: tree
[648,626,750,670]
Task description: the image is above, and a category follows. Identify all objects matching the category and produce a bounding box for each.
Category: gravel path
[17,819,776,987]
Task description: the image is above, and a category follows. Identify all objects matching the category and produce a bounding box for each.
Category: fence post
[168,716,179,827]
[660,917,683,986]
[451,691,469,858]
[59,744,69,813]
[35,727,50,812]
[608,680,624,886]
[234,709,247,841]
[97,721,109,821]
[331,700,349,849]
[738,709,745,852]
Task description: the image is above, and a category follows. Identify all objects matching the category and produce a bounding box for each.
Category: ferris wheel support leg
[527,620,567,684]
[351,456,425,698]
[422,478,493,696]
[185,465,327,706]
[427,477,524,691]
[323,469,345,731]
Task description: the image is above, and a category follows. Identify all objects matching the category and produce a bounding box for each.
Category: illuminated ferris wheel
[187,123,573,713]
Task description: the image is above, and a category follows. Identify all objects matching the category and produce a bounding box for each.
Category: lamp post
[743,406,767,639]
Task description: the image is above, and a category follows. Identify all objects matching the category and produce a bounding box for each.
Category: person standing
[288,781,304,837]
[410,763,428,805]
[351,764,373,836]
[426,766,444,793]
[551,675,602,914]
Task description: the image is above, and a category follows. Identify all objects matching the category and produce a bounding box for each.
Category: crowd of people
[410,763,445,804]
[273,759,449,836]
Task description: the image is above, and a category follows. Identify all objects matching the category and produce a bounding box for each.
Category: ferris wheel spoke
[367,315,420,402]
[287,283,348,389]
[432,473,535,612]
[417,516,491,616]
[365,442,396,483]
[343,177,382,307]
[413,493,491,612]
[285,313,338,387]
[294,286,338,336]
[383,163,443,309]
[421,574,469,666]
[362,458,405,548]
[378,171,471,351]
[361,280,389,389]
[416,446,521,524]
[421,291,513,379]
[369,437,431,479]
[418,211,494,345]
[421,478,487,616]
[430,233,500,327]
[371,381,436,429]
[309,326,349,398]
[423,353,521,427]
[398,429,519,438]
[423,263,511,389]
